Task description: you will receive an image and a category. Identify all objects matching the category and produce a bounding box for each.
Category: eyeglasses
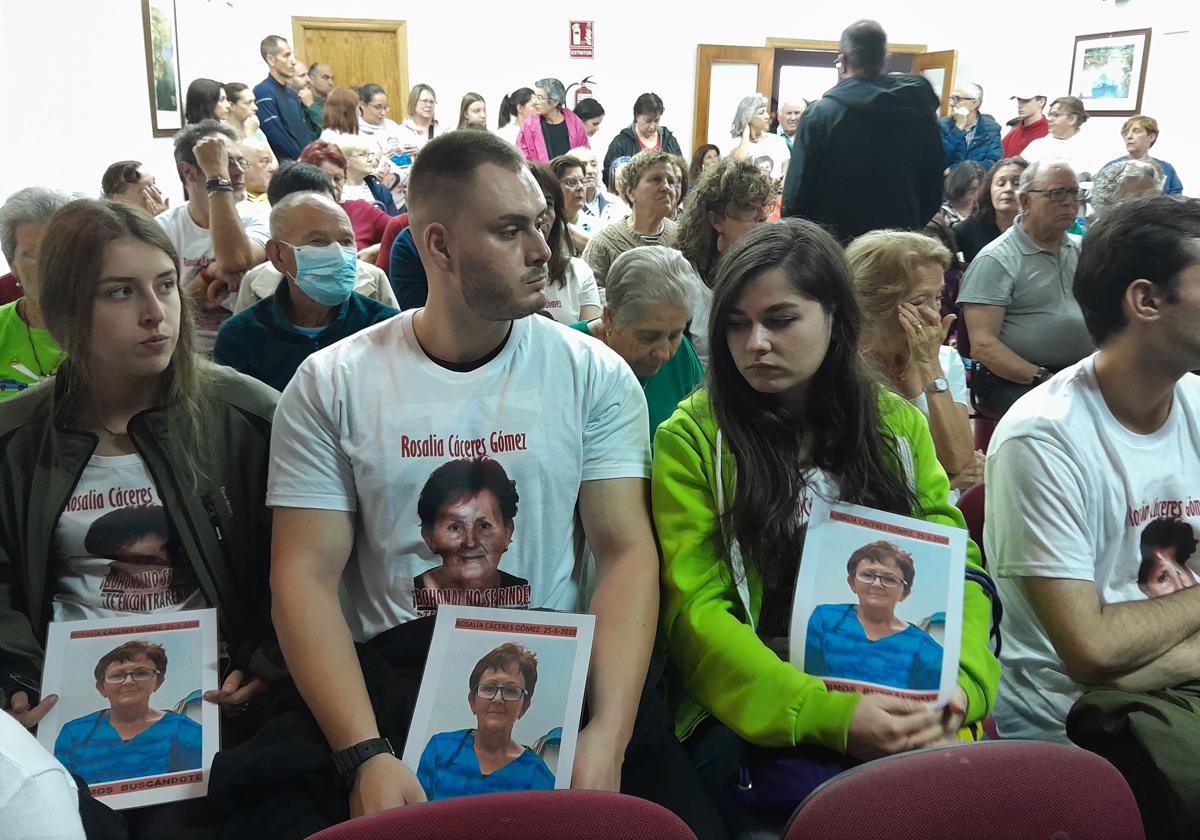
[854,570,907,590]
[347,150,376,159]
[230,157,251,171]
[417,97,437,106]
[368,103,390,112]
[475,683,528,703]
[531,94,548,103]
[560,177,589,188]
[1047,111,1066,119]
[948,95,977,104]
[1025,187,1087,203]
[103,668,160,685]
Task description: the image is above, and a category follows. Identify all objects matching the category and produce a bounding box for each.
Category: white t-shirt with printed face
[267,311,651,642]
[986,355,1200,742]
[726,132,791,182]
[52,454,207,622]
[542,258,601,325]
[155,202,270,352]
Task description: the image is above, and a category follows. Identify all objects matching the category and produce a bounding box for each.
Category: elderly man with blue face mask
[214,192,397,391]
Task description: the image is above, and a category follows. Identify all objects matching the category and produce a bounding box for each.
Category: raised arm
[193,137,267,273]
[573,477,658,789]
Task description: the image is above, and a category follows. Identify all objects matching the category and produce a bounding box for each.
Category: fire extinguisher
[572,76,596,107]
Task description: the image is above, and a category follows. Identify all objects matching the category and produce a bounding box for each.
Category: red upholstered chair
[782,740,1144,840]
[375,213,410,271]
[304,790,697,840]
[956,481,986,567]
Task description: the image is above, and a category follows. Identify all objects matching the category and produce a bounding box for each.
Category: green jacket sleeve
[653,404,862,752]
[880,392,1000,722]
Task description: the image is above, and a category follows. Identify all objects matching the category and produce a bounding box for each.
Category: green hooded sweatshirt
[652,387,999,752]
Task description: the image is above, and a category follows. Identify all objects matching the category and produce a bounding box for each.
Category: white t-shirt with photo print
[987,354,1200,742]
[51,454,207,622]
[542,258,601,325]
[267,311,651,642]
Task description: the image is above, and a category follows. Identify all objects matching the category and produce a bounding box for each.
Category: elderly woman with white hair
[0,187,76,398]
[727,93,790,185]
[1089,158,1164,221]
[516,78,590,163]
[572,246,704,436]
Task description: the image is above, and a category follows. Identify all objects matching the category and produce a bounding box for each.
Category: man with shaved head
[213,192,396,391]
[257,129,715,836]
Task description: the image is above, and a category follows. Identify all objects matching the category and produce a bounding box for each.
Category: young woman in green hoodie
[651,218,999,832]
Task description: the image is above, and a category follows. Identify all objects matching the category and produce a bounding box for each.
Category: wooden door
[693,45,775,155]
[292,17,409,115]
[912,50,958,116]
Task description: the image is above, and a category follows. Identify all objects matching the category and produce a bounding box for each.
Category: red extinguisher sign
[569,21,594,58]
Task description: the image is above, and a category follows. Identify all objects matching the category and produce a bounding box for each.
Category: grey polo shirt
[956,217,1094,369]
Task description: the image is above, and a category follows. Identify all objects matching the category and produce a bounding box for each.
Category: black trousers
[206,619,726,840]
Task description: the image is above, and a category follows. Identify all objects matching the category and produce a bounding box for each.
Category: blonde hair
[845,230,951,330]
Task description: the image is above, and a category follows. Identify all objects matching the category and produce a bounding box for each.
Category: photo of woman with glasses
[416,642,555,800]
[53,640,202,784]
[803,541,944,691]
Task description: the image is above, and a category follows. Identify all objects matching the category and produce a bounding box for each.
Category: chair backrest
[782,740,1143,840]
[305,789,697,840]
[956,481,985,566]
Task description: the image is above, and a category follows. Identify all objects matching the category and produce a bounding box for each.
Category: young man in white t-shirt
[155,120,269,350]
[266,131,696,829]
[987,195,1200,831]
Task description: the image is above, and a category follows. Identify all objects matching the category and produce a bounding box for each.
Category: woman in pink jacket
[516,77,590,162]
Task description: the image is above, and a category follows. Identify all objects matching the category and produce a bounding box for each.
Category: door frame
[693,45,775,155]
[911,50,959,116]
[291,16,410,103]
[765,37,928,55]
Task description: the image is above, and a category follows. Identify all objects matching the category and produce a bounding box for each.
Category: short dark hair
[840,19,888,75]
[847,540,915,589]
[1074,195,1200,344]
[468,642,538,710]
[101,160,143,198]
[407,131,525,225]
[1140,517,1199,576]
[633,92,665,119]
[84,507,170,557]
[970,156,1029,229]
[574,98,605,122]
[945,161,986,205]
[173,119,238,183]
[94,640,168,683]
[417,458,519,531]
[267,161,334,206]
[357,83,386,105]
[224,81,250,105]
[184,78,226,125]
[260,35,287,61]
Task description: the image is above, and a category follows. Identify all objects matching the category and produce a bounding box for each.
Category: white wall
[0,0,1195,272]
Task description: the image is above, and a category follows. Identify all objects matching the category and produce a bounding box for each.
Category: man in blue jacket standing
[782,20,943,243]
[939,83,1003,170]
[253,36,318,162]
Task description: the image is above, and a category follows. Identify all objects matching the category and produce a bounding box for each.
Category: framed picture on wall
[1068,28,1151,116]
[142,0,183,137]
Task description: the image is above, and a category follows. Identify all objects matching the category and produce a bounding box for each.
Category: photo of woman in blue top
[804,541,943,691]
[417,642,555,800]
[54,640,202,783]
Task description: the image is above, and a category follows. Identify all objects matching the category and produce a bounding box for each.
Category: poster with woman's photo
[789,500,966,707]
[36,610,219,809]
[402,606,594,800]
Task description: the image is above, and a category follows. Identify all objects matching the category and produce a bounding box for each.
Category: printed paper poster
[36,611,219,809]
[403,606,593,800]
[789,500,966,706]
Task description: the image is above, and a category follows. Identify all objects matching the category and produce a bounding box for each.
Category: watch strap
[331,737,394,783]
[206,177,234,193]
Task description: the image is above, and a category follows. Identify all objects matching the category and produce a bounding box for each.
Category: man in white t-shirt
[987,195,1200,831]
[267,131,676,827]
[155,120,269,351]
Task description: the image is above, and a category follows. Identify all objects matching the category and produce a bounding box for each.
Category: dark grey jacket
[0,363,281,705]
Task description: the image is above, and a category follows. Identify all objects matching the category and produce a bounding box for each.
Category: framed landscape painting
[142,0,183,137]
[1068,28,1151,116]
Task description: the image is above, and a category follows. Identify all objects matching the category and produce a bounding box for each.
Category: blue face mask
[286,241,358,306]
